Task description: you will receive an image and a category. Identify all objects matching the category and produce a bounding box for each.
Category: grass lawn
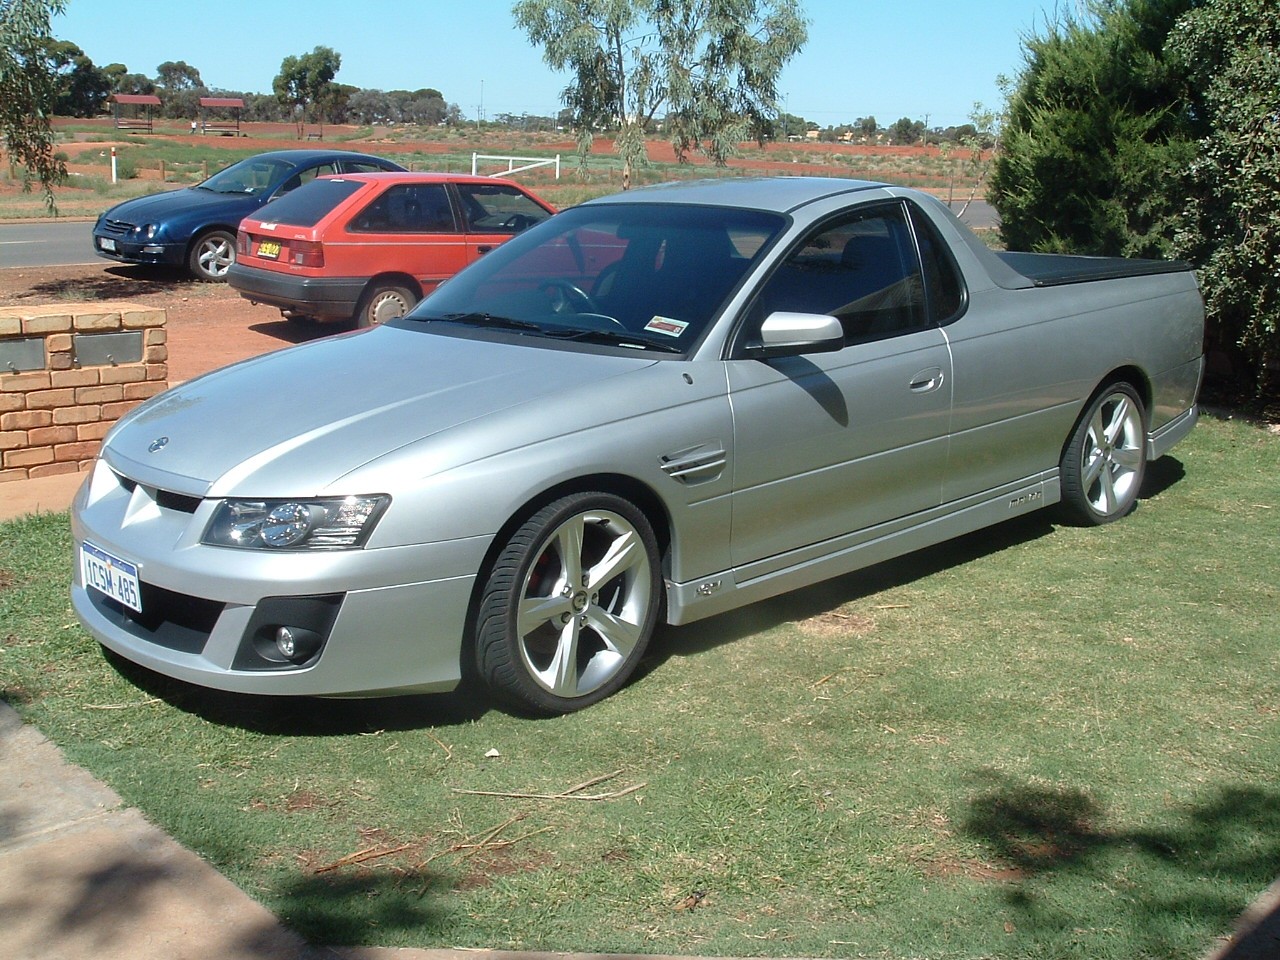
[1,414,1276,958]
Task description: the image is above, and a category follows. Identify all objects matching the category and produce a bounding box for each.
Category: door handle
[476,245,494,255]
[909,367,945,393]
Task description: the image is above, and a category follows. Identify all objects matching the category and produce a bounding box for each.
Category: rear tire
[474,492,662,715]
[356,284,416,328]
[1058,382,1147,525]
[188,229,236,282]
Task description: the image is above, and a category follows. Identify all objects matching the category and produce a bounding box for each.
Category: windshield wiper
[543,327,684,353]
[414,312,545,333]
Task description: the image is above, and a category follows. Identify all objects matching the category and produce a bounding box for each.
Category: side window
[277,163,335,196]
[349,184,456,233]
[341,161,391,174]
[908,204,966,324]
[748,203,926,344]
[454,183,552,233]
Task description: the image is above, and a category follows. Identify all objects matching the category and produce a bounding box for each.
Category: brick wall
[0,302,167,484]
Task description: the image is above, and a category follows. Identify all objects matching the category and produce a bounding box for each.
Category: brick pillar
[0,303,168,484]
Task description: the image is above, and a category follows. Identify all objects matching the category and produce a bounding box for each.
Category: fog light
[275,626,320,662]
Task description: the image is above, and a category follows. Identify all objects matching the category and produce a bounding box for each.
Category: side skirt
[666,472,1060,625]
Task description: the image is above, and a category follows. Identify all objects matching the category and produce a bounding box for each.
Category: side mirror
[742,311,845,359]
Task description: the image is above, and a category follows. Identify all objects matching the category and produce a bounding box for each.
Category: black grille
[100,219,135,238]
[90,582,224,655]
[156,489,202,514]
[112,472,202,514]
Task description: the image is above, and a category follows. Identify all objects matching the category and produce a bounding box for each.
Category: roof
[199,97,244,109]
[585,176,889,215]
[112,94,161,106]
[314,171,509,184]
[238,149,405,168]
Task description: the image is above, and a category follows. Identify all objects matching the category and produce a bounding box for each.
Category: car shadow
[100,649,491,735]
[644,510,1057,669]
[98,455,1192,733]
[1141,453,1185,498]
[20,264,192,301]
[247,317,353,346]
[646,453,1191,670]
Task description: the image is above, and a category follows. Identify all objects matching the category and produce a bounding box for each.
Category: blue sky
[54,0,1063,129]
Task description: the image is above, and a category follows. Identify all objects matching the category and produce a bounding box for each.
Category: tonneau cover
[997,251,1193,287]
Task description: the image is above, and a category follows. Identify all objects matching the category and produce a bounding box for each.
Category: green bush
[989,0,1198,260]
[990,0,1280,403]
[1167,0,1280,401]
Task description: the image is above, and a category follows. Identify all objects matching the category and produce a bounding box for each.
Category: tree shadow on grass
[264,867,456,949]
[962,771,1280,958]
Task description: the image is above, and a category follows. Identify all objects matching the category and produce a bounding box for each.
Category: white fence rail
[471,153,561,179]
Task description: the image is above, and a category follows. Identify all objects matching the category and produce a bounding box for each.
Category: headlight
[133,223,160,239]
[203,496,389,550]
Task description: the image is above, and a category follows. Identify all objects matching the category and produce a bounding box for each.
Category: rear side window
[908,203,966,324]
[254,178,365,227]
[349,184,456,233]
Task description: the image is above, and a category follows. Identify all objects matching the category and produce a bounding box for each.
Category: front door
[726,202,954,573]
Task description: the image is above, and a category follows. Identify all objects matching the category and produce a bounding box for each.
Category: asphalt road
[0,220,98,269]
[0,200,998,271]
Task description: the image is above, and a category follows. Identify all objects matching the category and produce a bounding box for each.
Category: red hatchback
[227,172,556,327]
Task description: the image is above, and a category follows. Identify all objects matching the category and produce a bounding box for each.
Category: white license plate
[81,541,142,612]
[100,237,117,252]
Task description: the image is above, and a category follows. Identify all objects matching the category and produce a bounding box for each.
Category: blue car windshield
[403,202,785,352]
[197,158,295,196]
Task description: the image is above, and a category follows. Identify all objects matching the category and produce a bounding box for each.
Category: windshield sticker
[644,316,688,338]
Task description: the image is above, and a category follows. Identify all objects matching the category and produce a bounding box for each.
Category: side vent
[659,441,727,485]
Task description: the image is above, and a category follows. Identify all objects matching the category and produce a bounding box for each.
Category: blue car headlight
[203,496,390,550]
[132,223,160,240]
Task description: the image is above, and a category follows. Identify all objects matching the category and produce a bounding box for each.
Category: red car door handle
[476,245,494,255]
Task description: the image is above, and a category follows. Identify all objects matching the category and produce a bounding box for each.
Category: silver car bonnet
[101,325,654,498]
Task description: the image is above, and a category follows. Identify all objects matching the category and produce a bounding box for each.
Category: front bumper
[70,460,489,697]
[227,263,365,320]
[92,232,185,268]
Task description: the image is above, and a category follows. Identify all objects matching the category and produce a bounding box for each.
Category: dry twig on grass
[314,842,415,874]
[451,769,645,802]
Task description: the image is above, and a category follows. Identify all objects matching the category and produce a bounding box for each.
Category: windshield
[197,157,294,196]
[398,201,785,354]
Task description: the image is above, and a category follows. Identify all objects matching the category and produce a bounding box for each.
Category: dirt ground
[0,261,342,383]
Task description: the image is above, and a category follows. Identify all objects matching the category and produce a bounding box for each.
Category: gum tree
[0,0,67,212]
[513,0,808,187]
[274,46,341,138]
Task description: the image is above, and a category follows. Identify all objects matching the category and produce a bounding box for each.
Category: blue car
[91,149,406,281]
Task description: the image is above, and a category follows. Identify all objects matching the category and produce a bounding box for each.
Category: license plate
[100,237,117,252]
[81,541,142,612]
[257,240,281,260]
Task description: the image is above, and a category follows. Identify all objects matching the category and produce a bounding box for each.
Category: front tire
[356,283,416,328]
[188,229,236,281]
[1059,382,1147,525]
[475,493,662,715]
